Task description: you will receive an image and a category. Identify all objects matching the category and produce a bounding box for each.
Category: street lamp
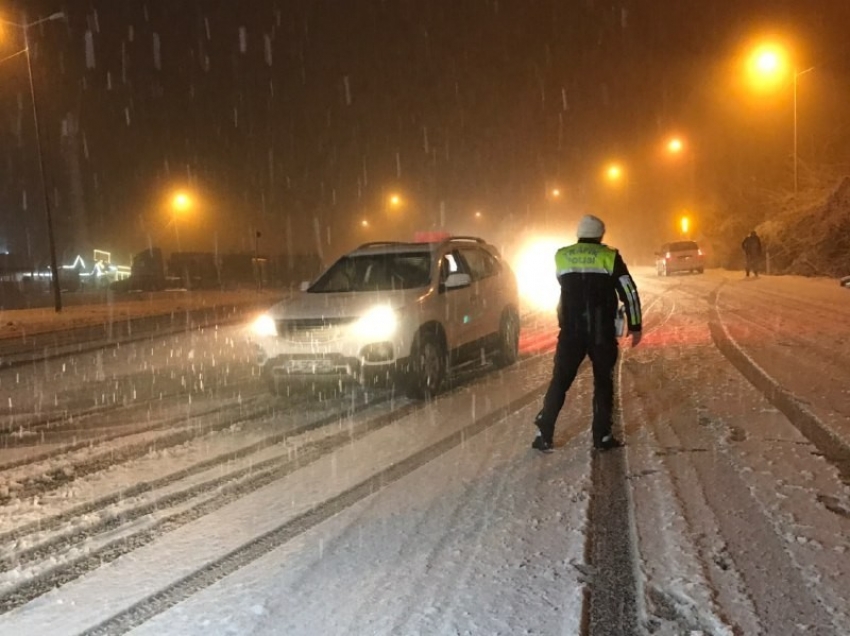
[746,42,789,91]
[666,137,684,155]
[0,12,65,312]
[605,163,623,182]
[746,41,813,199]
[664,135,697,200]
[793,66,815,198]
[172,191,193,213]
[169,190,195,249]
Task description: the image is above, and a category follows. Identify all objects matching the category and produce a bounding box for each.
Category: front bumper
[252,341,407,386]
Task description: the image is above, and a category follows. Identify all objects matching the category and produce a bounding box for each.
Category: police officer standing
[532,214,642,452]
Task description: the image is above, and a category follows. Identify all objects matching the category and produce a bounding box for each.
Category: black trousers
[537,329,618,445]
[745,254,760,276]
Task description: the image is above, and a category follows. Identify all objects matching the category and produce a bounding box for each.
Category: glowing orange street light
[551,188,561,198]
[746,42,790,91]
[388,193,402,208]
[168,190,196,252]
[172,191,193,213]
[361,219,370,228]
[667,137,684,154]
[474,210,483,219]
[755,49,781,74]
[680,215,690,236]
[605,163,623,182]
[745,40,813,197]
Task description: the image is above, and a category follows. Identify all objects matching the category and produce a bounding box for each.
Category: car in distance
[655,240,705,276]
[248,236,520,399]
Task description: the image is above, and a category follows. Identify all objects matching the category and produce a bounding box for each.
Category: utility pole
[19,12,66,311]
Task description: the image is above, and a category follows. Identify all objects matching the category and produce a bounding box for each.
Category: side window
[482,250,501,276]
[460,247,498,281]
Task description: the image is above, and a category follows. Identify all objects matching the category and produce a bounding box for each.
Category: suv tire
[405,332,446,400]
[493,309,520,368]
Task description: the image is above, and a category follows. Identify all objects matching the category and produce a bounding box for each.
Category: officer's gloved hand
[628,330,642,347]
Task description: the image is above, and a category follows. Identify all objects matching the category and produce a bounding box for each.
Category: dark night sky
[2,0,848,265]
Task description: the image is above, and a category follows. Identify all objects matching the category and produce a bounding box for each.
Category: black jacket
[742,233,763,257]
[554,239,642,339]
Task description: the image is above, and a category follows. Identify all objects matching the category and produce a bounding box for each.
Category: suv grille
[275,317,357,342]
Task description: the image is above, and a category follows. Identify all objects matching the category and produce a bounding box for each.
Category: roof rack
[356,241,409,249]
[443,236,486,245]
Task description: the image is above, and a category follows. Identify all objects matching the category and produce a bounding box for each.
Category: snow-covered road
[0,269,848,635]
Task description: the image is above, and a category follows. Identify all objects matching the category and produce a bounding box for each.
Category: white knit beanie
[576,214,605,239]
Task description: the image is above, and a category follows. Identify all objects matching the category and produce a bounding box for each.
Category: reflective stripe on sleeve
[619,275,641,325]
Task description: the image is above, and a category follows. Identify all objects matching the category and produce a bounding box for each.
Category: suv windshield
[309,252,432,292]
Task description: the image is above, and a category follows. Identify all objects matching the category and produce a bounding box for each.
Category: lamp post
[746,42,815,201]
[793,66,815,199]
[1,12,65,312]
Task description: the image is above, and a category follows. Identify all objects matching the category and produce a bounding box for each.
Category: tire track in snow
[77,387,544,636]
[584,358,640,635]
[0,353,538,614]
[709,286,850,485]
[0,391,402,552]
[624,339,841,634]
[0,395,277,504]
[583,286,676,636]
[624,281,846,633]
[0,395,411,614]
[0,390,269,472]
[0,303,263,370]
[0,365,259,447]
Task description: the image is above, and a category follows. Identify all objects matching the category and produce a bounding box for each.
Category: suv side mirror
[444,272,472,290]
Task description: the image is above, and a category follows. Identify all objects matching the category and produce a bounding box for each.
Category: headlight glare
[354,306,397,340]
[251,314,278,337]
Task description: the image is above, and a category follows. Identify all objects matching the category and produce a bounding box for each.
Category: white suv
[248,236,520,399]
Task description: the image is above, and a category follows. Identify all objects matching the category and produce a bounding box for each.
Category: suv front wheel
[404,332,446,400]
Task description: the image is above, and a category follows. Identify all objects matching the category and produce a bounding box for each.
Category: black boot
[531,411,553,452]
[531,431,553,452]
[594,434,623,451]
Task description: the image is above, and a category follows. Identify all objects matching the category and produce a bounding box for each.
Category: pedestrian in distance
[742,230,763,278]
[531,214,643,453]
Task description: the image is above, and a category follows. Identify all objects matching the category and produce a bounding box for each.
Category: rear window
[667,241,699,252]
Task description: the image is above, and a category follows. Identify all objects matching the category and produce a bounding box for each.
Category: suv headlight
[251,313,278,337]
[353,306,397,340]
